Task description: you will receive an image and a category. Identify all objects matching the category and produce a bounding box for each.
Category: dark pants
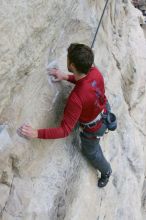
[80,123,112,175]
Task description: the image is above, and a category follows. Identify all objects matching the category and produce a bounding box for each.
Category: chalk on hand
[17,123,30,140]
[47,60,60,82]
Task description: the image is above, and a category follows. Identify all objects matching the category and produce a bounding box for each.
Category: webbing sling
[91,0,109,49]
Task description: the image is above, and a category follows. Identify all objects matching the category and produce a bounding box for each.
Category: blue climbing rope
[91,0,109,49]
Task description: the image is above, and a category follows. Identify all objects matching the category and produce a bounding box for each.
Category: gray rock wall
[0,0,146,220]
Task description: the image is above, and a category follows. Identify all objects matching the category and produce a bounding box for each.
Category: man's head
[67,43,94,74]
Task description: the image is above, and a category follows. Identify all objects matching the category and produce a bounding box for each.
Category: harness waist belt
[80,110,104,128]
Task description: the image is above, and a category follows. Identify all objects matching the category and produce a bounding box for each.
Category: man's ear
[70,63,76,71]
[70,63,74,68]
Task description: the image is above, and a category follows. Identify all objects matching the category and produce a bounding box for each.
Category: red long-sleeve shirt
[38,67,107,139]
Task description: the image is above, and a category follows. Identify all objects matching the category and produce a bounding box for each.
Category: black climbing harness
[91,0,109,49]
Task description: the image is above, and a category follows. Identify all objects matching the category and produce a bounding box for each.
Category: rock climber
[18,43,112,188]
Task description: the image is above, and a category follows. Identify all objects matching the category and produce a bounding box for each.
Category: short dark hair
[67,43,94,74]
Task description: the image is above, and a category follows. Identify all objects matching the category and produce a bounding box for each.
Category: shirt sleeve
[67,74,76,84]
[37,92,82,139]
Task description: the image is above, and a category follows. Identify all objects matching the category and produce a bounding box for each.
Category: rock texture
[0,0,146,220]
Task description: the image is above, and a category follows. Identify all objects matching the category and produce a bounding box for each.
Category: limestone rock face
[137,0,146,6]
[0,0,146,220]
